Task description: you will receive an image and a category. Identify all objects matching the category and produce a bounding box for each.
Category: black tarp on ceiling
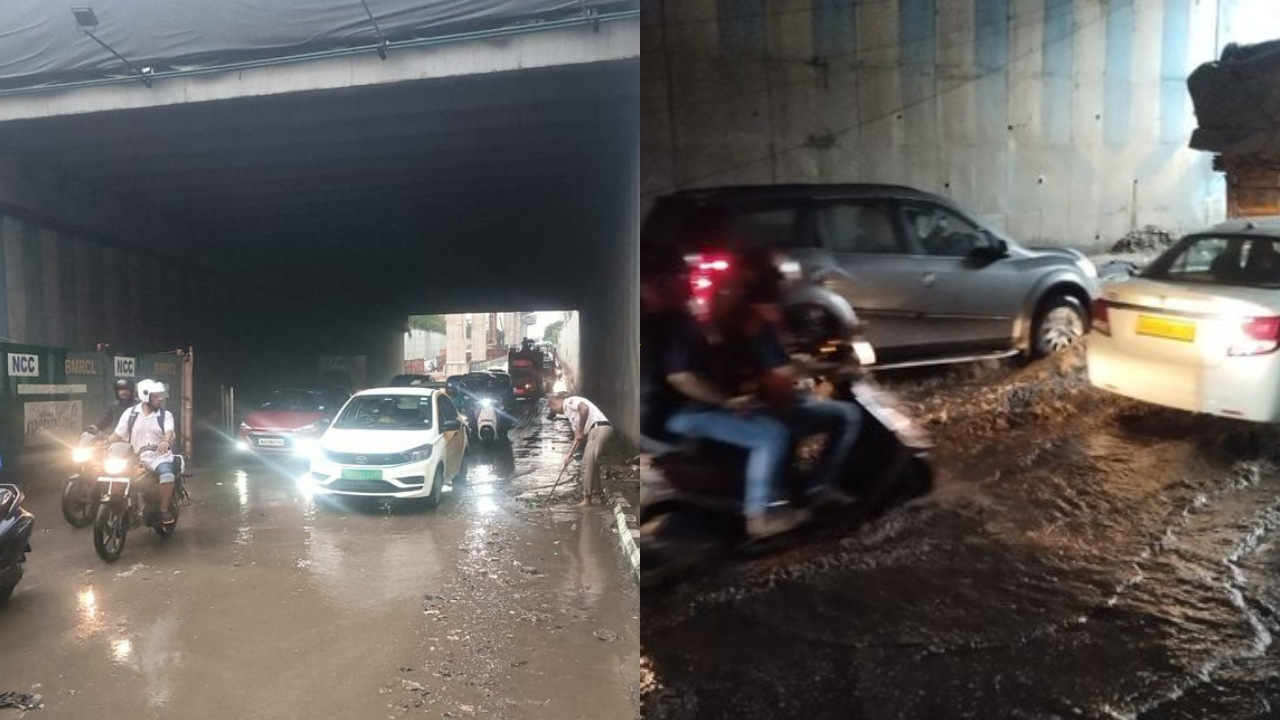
[0,0,630,88]
[1188,38,1280,156]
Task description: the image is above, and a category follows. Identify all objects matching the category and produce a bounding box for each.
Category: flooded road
[643,350,1280,719]
[1,408,638,720]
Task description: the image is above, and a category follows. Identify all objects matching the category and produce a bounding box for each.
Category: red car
[237,387,350,458]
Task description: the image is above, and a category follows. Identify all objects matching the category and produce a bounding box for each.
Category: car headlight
[72,447,95,464]
[103,457,129,475]
[239,422,251,432]
[402,444,433,463]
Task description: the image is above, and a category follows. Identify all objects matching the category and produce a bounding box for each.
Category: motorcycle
[475,398,501,443]
[0,483,34,606]
[639,283,934,586]
[92,443,191,563]
[62,427,106,528]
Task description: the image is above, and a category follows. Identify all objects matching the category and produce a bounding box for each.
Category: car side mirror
[968,236,1008,262]
[442,420,462,432]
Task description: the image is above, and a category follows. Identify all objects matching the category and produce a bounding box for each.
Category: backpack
[126,406,166,442]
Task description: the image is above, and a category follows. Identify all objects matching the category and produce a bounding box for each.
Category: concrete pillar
[40,228,62,347]
[3,216,28,344]
[445,314,468,376]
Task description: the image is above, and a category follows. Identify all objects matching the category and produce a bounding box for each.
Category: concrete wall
[641,0,1275,251]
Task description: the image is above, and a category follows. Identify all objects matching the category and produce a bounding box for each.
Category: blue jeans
[665,408,789,517]
[786,398,861,495]
[155,462,175,484]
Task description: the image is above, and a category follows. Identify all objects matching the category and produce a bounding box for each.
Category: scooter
[475,398,501,443]
[92,443,190,563]
[63,427,106,528]
[640,292,934,586]
[0,484,34,606]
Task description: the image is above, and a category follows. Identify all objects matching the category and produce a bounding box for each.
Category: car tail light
[686,253,733,316]
[1091,299,1110,336]
[1229,317,1280,357]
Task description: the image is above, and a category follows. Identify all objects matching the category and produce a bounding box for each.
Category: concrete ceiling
[0,57,638,316]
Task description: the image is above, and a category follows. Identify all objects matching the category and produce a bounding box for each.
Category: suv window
[816,202,902,254]
[901,203,988,257]
[679,204,802,250]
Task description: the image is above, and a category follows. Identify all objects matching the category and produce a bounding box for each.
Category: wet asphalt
[642,353,1280,720]
[0,407,638,720]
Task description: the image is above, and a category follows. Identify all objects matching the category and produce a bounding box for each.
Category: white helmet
[137,379,166,403]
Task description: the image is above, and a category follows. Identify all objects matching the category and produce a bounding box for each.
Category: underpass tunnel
[0,35,639,462]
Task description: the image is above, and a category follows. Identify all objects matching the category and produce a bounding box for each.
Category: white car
[1088,218,1280,422]
[308,387,469,505]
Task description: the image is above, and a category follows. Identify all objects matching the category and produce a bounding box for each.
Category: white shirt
[114,403,175,469]
[563,396,608,436]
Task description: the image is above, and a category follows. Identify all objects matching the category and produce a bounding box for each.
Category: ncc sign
[114,357,136,378]
[7,353,39,378]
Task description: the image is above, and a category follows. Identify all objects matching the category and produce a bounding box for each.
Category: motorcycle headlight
[72,447,95,464]
[480,398,493,408]
[402,444,433,463]
[103,457,129,475]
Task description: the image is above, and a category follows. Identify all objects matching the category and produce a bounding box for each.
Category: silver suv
[643,184,1101,369]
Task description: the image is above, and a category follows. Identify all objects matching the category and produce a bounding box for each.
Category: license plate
[1135,315,1196,342]
[257,438,286,447]
[97,477,129,484]
[341,469,382,480]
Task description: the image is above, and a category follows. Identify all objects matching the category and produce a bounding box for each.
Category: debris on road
[0,691,43,711]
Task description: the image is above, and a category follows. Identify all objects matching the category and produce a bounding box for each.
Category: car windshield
[1143,234,1280,289]
[261,390,331,412]
[333,395,433,430]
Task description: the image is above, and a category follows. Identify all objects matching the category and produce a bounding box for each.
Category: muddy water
[0,409,638,720]
[643,356,1280,719]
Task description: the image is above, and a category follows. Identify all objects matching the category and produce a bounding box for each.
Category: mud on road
[643,349,1280,720]
[0,405,638,720]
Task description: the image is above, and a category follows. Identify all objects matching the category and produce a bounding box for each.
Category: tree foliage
[543,319,565,346]
[408,315,446,334]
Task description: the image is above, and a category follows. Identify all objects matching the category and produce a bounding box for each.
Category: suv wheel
[1033,294,1086,357]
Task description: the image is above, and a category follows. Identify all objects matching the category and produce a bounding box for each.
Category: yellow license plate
[1135,315,1196,342]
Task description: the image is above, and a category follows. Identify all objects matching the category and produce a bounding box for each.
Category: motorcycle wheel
[154,498,180,538]
[62,479,96,528]
[93,502,128,563]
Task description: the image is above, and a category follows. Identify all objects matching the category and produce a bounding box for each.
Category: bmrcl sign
[8,353,38,378]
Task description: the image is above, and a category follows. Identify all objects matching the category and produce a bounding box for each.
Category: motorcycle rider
[107,379,178,524]
[96,378,136,437]
[709,248,862,511]
[641,247,803,540]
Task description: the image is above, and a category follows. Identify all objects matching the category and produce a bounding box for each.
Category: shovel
[542,437,581,503]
